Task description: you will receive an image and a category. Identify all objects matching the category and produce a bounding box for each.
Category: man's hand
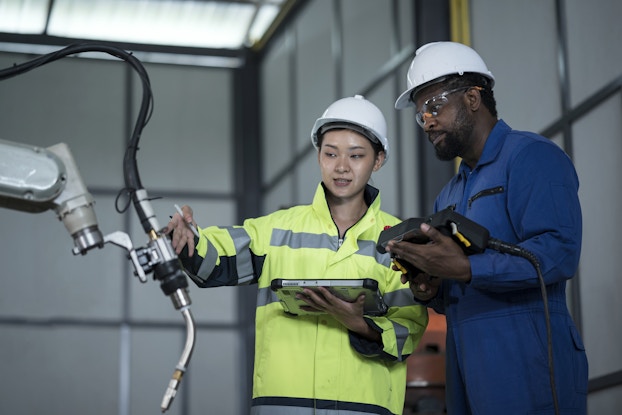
[386,222,472,283]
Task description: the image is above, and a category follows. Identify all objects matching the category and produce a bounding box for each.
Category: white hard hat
[395,41,495,109]
[311,95,389,165]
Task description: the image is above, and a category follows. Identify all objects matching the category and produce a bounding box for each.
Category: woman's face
[318,129,384,202]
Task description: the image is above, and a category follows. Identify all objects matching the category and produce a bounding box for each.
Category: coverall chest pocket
[467,185,504,208]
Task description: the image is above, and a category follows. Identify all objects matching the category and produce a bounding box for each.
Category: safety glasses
[415,86,479,128]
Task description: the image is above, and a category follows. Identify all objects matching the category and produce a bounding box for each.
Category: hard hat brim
[394,87,416,110]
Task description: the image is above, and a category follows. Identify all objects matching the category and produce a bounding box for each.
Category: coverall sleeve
[468,140,582,292]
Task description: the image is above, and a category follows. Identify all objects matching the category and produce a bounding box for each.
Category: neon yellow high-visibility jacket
[180,183,428,415]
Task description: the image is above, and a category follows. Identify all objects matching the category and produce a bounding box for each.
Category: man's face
[414,85,476,161]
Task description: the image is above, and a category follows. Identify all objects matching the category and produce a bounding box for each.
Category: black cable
[487,237,560,415]
[0,42,155,231]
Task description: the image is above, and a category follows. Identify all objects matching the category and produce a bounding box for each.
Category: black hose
[487,237,559,415]
[0,42,155,232]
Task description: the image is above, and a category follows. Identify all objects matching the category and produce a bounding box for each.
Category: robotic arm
[0,138,149,279]
[0,139,103,251]
[0,43,194,413]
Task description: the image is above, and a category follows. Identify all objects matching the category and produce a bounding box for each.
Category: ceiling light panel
[0,0,49,33]
[247,4,280,46]
[47,0,258,49]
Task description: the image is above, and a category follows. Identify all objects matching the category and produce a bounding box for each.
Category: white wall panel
[130,329,242,415]
[572,95,622,379]
[133,63,233,193]
[471,0,559,133]
[0,53,127,187]
[566,1,622,108]
[396,60,422,218]
[341,0,394,95]
[295,0,335,154]
[188,330,243,414]
[263,175,294,214]
[260,34,293,185]
[588,384,622,415]
[0,326,120,415]
[294,150,321,206]
[364,82,400,217]
[0,195,125,319]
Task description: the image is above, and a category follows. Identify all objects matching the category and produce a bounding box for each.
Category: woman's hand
[164,204,198,256]
[297,287,381,343]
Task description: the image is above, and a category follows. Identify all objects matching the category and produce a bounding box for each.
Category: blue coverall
[430,120,588,414]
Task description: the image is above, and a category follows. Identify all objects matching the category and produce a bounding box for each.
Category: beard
[433,103,475,161]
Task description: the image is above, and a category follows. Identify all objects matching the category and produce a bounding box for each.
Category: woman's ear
[373,151,385,171]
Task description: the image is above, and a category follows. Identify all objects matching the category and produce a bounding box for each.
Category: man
[385,41,587,414]
[167,95,427,415]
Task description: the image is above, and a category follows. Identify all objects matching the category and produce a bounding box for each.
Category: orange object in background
[403,309,447,415]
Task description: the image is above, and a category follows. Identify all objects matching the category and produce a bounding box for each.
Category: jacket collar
[313,182,381,230]
[458,119,510,176]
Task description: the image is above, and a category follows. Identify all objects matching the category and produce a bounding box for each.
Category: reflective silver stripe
[391,320,410,361]
[271,229,392,266]
[257,286,278,308]
[227,226,255,283]
[355,240,392,267]
[195,230,255,284]
[383,289,421,360]
[197,238,218,279]
[271,229,338,250]
[382,288,418,308]
[238,273,255,285]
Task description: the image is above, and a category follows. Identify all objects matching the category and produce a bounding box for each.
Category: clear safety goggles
[415,86,480,128]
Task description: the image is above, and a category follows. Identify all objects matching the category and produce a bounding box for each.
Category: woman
[166,95,428,415]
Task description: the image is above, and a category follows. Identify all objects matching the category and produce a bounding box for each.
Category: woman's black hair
[317,127,385,158]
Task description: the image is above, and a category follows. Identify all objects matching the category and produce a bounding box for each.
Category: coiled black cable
[487,237,559,415]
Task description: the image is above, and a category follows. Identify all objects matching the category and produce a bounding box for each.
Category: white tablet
[270,278,388,316]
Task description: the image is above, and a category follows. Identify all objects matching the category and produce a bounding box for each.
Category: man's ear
[466,87,482,112]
